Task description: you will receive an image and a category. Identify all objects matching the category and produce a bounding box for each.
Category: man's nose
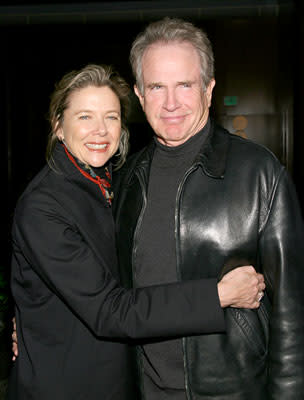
[163,89,180,111]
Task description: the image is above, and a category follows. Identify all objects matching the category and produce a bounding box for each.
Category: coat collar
[194,119,230,179]
[48,143,117,268]
[51,142,113,207]
[51,142,113,178]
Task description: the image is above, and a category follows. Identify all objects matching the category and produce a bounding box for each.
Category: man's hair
[47,64,130,169]
[130,17,214,94]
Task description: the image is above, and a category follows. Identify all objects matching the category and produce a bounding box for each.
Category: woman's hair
[47,64,130,169]
[130,17,214,94]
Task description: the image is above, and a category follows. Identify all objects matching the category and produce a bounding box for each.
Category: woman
[8,64,264,399]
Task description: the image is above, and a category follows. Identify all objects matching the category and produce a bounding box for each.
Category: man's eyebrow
[146,82,162,87]
[177,80,194,85]
[146,80,196,88]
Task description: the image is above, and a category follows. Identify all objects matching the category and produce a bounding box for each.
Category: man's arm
[259,168,304,398]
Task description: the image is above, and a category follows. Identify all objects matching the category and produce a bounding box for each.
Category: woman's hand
[12,317,18,361]
[218,266,265,308]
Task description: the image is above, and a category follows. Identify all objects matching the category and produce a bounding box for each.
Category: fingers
[219,265,266,309]
[257,273,265,289]
[238,268,266,301]
[258,281,266,291]
[256,273,266,296]
[12,342,18,360]
[244,278,265,309]
[12,330,17,344]
[257,291,264,302]
[12,317,18,361]
[257,272,264,281]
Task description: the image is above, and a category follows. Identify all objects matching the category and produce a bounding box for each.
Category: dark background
[2,0,304,397]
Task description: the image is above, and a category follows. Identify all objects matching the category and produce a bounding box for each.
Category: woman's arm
[11,191,263,340]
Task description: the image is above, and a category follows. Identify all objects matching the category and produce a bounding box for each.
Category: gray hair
[130,17,214,94]
[47,64,130,169]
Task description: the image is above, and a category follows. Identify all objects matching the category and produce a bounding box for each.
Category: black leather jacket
[113,121,304,399]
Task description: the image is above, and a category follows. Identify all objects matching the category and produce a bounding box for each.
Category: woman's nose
[93,118,107,135]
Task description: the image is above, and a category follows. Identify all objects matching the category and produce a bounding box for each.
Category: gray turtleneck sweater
[134,121,210,400]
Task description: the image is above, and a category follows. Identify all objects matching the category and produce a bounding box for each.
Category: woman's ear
[55,122,64,141]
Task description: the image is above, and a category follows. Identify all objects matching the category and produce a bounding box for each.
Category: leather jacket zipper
[175,164,199,400]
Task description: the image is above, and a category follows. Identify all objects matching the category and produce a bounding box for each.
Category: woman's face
[57,85,121,167]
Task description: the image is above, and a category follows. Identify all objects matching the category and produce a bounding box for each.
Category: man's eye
[181,82,191,88]
[79,115,89,120]
[107,115,119,120]
[152,85,162,90]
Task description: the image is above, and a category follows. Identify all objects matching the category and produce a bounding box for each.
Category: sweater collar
[136,118,230,179]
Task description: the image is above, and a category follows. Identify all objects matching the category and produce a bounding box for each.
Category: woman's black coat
[8,144,224,400]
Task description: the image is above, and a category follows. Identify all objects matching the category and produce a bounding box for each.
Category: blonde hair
[47,64,130,169]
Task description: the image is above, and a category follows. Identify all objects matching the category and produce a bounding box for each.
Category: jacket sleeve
[259,167,304,398]
[12,191,225,341]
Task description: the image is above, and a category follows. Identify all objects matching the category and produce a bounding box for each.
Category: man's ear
[134,85,145,109]
[206,79,216,108]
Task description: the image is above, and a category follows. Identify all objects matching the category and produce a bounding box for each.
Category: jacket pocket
[229,291,270,358]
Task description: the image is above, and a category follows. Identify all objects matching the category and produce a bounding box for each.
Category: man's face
[135,41,215,147]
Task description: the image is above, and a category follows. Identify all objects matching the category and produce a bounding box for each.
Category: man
[113,17,304,399]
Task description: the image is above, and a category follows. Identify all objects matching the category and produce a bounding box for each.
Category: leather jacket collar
[130,119,230,180]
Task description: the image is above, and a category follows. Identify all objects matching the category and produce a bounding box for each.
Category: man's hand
[217,266,265,308]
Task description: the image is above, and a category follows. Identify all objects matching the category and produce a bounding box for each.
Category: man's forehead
[142,41,200,68]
